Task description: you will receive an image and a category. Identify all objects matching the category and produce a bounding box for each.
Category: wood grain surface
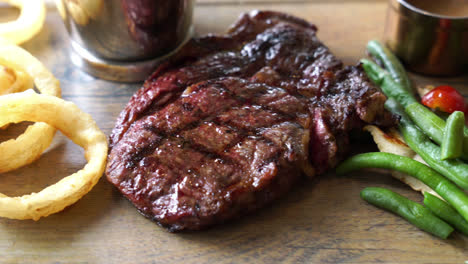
[1,1,468,263]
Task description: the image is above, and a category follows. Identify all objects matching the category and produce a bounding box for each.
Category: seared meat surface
[106,11,393,231]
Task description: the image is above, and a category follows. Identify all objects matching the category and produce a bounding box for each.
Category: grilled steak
[106,11,394,231]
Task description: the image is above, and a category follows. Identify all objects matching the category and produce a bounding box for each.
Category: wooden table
[1,1,468,263]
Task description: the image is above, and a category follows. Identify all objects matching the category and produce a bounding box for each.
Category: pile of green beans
[361,40,468,160]
[364,40,468,161]
[361,45,468,190]
[385,99,468,190]
[343,40,468,239]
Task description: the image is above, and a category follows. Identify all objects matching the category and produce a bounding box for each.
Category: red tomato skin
[421,85,466,114]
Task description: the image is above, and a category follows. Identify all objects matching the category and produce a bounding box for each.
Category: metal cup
[57,0,194,82]
[384,0,468,76]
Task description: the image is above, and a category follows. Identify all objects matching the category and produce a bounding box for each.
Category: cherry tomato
[421,85,467,114]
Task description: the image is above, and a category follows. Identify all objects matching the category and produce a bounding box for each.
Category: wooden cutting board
[1,1,467,263]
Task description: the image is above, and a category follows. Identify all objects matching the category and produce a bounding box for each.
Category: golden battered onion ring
[0,0,46,44]
[0,41,61,173]
[0,90,108,220]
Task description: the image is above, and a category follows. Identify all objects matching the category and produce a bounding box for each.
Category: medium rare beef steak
[106,11,393,231]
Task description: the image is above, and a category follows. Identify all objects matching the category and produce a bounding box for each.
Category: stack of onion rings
[0,40,61,173]
[0,40,108,220]
[0,2,108,220]
[0,91,108,220]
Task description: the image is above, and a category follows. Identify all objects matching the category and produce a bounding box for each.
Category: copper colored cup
[384,0,468,76]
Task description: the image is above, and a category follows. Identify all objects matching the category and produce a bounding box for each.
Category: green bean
[336,152,468,223]
[367,40,413,94]
[405,103,468,160]
[361,59,417,108]
[385,98,468,190]
[405,103,445,143]
[361,187,453,239]
[441,111,465,160]
[423,192,468,236]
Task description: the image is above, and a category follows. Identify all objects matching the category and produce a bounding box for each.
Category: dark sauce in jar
[121,0,193,59]
[406,0,468,17]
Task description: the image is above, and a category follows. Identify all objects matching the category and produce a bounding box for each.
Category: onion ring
[0,0,46,44]
[0,90,108,220]
[0,41,61,173]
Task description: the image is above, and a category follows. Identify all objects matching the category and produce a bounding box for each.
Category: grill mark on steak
[125,78,310,171]
[106,10,395,231]
[125,77,311,172]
